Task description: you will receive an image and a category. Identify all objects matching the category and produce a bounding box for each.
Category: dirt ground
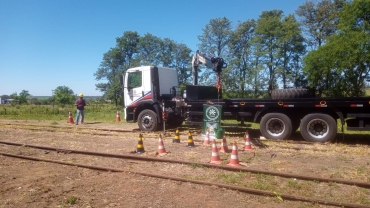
[1,119,370,208]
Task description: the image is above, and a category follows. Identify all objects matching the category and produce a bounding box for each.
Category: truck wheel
[271,89,310,99]
[260,113,292,140]
[138,110,158,131]
[300,113,336,143]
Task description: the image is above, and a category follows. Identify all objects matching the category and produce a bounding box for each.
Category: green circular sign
[205,106,220,121]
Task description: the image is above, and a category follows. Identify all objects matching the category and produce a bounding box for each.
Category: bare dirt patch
[1,119,370,208]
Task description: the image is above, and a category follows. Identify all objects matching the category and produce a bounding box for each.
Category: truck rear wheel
[299,113,336,143]
[138,109,158,131]
[260,113,292,140]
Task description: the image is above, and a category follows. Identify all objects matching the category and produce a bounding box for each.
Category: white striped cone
[157,134,167,154]
[227,141,240,166]
[243,131,252,151]
[219,136,230,153]
[116,110,121,122]
[209,140,221,164]
[67,111,74,124]
[203,130,210,145]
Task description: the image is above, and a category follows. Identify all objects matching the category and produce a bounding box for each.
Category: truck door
[124,70,143,108]
[124,68,152,109]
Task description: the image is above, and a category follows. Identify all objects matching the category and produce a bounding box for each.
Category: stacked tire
[271,89,310,99]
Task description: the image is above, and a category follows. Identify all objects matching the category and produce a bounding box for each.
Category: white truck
[120,52,370,143]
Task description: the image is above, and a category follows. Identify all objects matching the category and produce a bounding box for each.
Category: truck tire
[260,113,292,140]
[137,109,158,131]
[271,89,310,99]
[299,113,337,143]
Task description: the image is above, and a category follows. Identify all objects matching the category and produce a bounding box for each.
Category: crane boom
[191,50,227,85]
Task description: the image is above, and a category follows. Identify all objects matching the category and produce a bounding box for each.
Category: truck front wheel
[300,113,336,143]
[138,109,158,131]
[260,113,292,140]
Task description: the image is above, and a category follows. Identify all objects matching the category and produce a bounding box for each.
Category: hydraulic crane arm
[192,50,227,85]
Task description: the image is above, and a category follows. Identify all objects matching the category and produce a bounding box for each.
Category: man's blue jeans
[75,109,84,124]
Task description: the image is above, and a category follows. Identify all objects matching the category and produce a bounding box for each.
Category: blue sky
[0,0,307,96]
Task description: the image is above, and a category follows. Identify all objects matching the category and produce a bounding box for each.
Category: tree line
[4,86,105,106]
[4,0,369,106]
[95,0,369,104]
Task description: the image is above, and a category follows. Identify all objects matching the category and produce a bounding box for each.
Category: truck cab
[122,66,182,131]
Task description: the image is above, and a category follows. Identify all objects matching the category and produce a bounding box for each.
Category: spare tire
[271,89,310,99]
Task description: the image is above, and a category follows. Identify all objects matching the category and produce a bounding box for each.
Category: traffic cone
[227,141,240,166]
[67,111,74,124]
[209,140,221,164]
[187,131,195,148]
[243,131,253,151]
[203,129,210,145]
[219,135,230,153]
[157,134,167,155]
[116,110,121,122]
[173,128,180,143]
[136,134,145,154]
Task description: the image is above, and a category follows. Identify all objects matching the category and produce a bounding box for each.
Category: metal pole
[162,100,165,136]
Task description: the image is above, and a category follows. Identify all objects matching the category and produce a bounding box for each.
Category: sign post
[202,104,222,139]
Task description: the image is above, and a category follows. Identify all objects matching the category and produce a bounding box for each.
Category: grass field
[0,103,124,123]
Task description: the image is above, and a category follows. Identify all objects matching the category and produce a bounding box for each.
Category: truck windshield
[128,71,142,88]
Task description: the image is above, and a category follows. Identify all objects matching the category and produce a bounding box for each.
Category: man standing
[74,93,86,125]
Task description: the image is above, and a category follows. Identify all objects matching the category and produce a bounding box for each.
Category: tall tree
[52,86,75,106]
[303,0,370,97]
[137,33,161,66]
[254,10,285,95]
[95,48,125,106]
[197,17,232,86]
[279,14,306,89]
[226,19,259,98]
[95,31,140,106]
[158,38,176,67]
[173,43,192,87]
[116,31,140,68]
[296,0,345,50]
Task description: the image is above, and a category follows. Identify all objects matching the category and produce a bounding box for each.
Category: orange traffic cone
[187,131,195,148]
[243,131,253,151]
[219,136,230,153]
[173,128,180,143]
[116,110,121,122]
[209,140,221,164]
[203,129,210,145]
[136,134,145,154]
[228,141,240,166]
[157,134,167,155]
[67,111,74,124]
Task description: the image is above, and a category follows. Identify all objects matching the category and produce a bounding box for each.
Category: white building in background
[1,99,14,104]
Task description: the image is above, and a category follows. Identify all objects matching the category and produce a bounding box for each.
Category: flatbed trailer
[182,95,370,142]
[122,66,370,143]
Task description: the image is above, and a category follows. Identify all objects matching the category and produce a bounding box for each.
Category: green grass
[0,103,124,123]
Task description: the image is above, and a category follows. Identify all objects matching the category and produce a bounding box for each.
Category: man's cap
[79,93,84,97]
